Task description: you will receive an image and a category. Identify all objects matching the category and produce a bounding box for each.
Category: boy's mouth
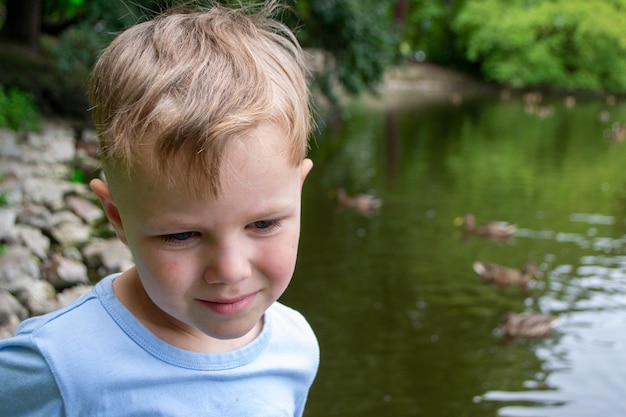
[199,293,258,315]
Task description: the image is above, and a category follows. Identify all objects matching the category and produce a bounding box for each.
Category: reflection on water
[283,91,626,417]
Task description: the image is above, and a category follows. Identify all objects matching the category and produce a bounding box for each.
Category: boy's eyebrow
[142,199,297,230]
[249,200,298,220]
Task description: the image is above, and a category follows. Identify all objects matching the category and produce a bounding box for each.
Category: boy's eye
[161,231,199,243]
[249,219,280,233]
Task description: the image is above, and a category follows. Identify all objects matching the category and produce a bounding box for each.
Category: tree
[402,0,468,66]
[293,0,400,107]
[453,0,626,91]
[1,0,403,116]
[0,0,42,50]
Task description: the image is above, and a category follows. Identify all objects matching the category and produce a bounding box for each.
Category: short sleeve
[0,333,64,416]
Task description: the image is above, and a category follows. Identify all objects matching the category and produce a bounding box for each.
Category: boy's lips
[199,292,258,315]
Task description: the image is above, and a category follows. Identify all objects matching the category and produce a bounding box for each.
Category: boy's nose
[204,245,252,284]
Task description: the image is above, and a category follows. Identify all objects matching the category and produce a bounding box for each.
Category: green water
[286,92,626,417]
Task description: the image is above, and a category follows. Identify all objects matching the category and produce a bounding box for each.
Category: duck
[473,261,541,288]
[604,122,626,143]
[455,213,517,239]
[334,188,382,216]
[502,312,558,338]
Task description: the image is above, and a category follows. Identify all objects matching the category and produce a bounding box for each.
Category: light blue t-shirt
[0,274,319,416]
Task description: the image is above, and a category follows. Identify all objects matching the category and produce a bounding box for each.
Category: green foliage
[47,0,158,79]
[403,0,468,65]
[453,0,626,91]
[294,0,400,106]
[3,0,401,114]
[43,0,86,22]
[0,85,41,132]
[0,190,9,207]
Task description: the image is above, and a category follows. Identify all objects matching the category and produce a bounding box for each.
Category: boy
[0,1,319,416]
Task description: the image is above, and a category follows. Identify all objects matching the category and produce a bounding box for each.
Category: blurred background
[2,1,626,416]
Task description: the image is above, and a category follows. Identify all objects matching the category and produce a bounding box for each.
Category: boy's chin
[201,316,264,350]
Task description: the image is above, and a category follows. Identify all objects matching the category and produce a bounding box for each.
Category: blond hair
[89,1,312,195]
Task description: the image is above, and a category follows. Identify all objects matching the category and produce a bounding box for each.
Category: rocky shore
[0,120,133,339]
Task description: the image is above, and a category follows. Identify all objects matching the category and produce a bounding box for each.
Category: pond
[283,86,626,417]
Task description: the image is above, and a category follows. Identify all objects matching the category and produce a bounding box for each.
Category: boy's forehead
[227,126,290,166]
[107,122,295,197]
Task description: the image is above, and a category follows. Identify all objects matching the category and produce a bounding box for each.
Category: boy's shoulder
[13,274,122,348]
[267,301,318,350]
[15,286,98,337]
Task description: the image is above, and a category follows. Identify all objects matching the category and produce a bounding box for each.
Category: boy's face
[93,122,313,351]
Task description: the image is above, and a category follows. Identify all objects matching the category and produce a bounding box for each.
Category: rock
[57,285,93,307]
[0,118,132,339]
[48,210,83,227]
[16,203,52,230]
[0,290,29,325]
[60,245,83,262]
[15,224,50,259]
[49,213,93,246]
[0,314,21,339]
[65,195,104,225]
[83,238,133,274]
[25,121,76,163]
[0,174,23,206]
[13,280,59,316]
[0,208,17,242]
[0,246,40,292]
[0,128,20,159]
[22,177,72,210]
[42,253,89,290]
[50,222,92,247]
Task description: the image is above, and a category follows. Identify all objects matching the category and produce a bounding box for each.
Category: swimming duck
[502,312,558,338]
[455,213,517,239]
[473,261,541,288]
[605,122,626,143]
[334,188,382,216]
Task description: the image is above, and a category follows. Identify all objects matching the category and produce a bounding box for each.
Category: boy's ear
[301,158,313,184]
[89,179,128,244]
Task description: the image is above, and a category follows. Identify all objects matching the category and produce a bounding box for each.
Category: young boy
[0,2,318,416]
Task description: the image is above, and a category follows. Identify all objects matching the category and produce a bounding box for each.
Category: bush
[453,0,626,92]
[0,85,42,132]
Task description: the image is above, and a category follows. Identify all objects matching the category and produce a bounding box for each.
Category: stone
[0,174,23,206]
[42,253,89,290]
[15,224,50,259]
[66,195,104,225]
[50,221,92,246]
[48,210,82,227]
[82,238,133,274]
[0,314,20,339]
[0,127,20,159]
[22,177,71,210]
[0,290,28,325]
[13,280,59,317]
[57,285,93,308]
[0,246,40,292]
[0,208,17,241]
[16,203,52,230]
[0,118,129,336]
[26,121,76,163]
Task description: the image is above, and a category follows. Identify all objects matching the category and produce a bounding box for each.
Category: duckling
[334,188,382,216]
[473,261,541,288]
[455,213,517,239]
[502,313,558,338]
